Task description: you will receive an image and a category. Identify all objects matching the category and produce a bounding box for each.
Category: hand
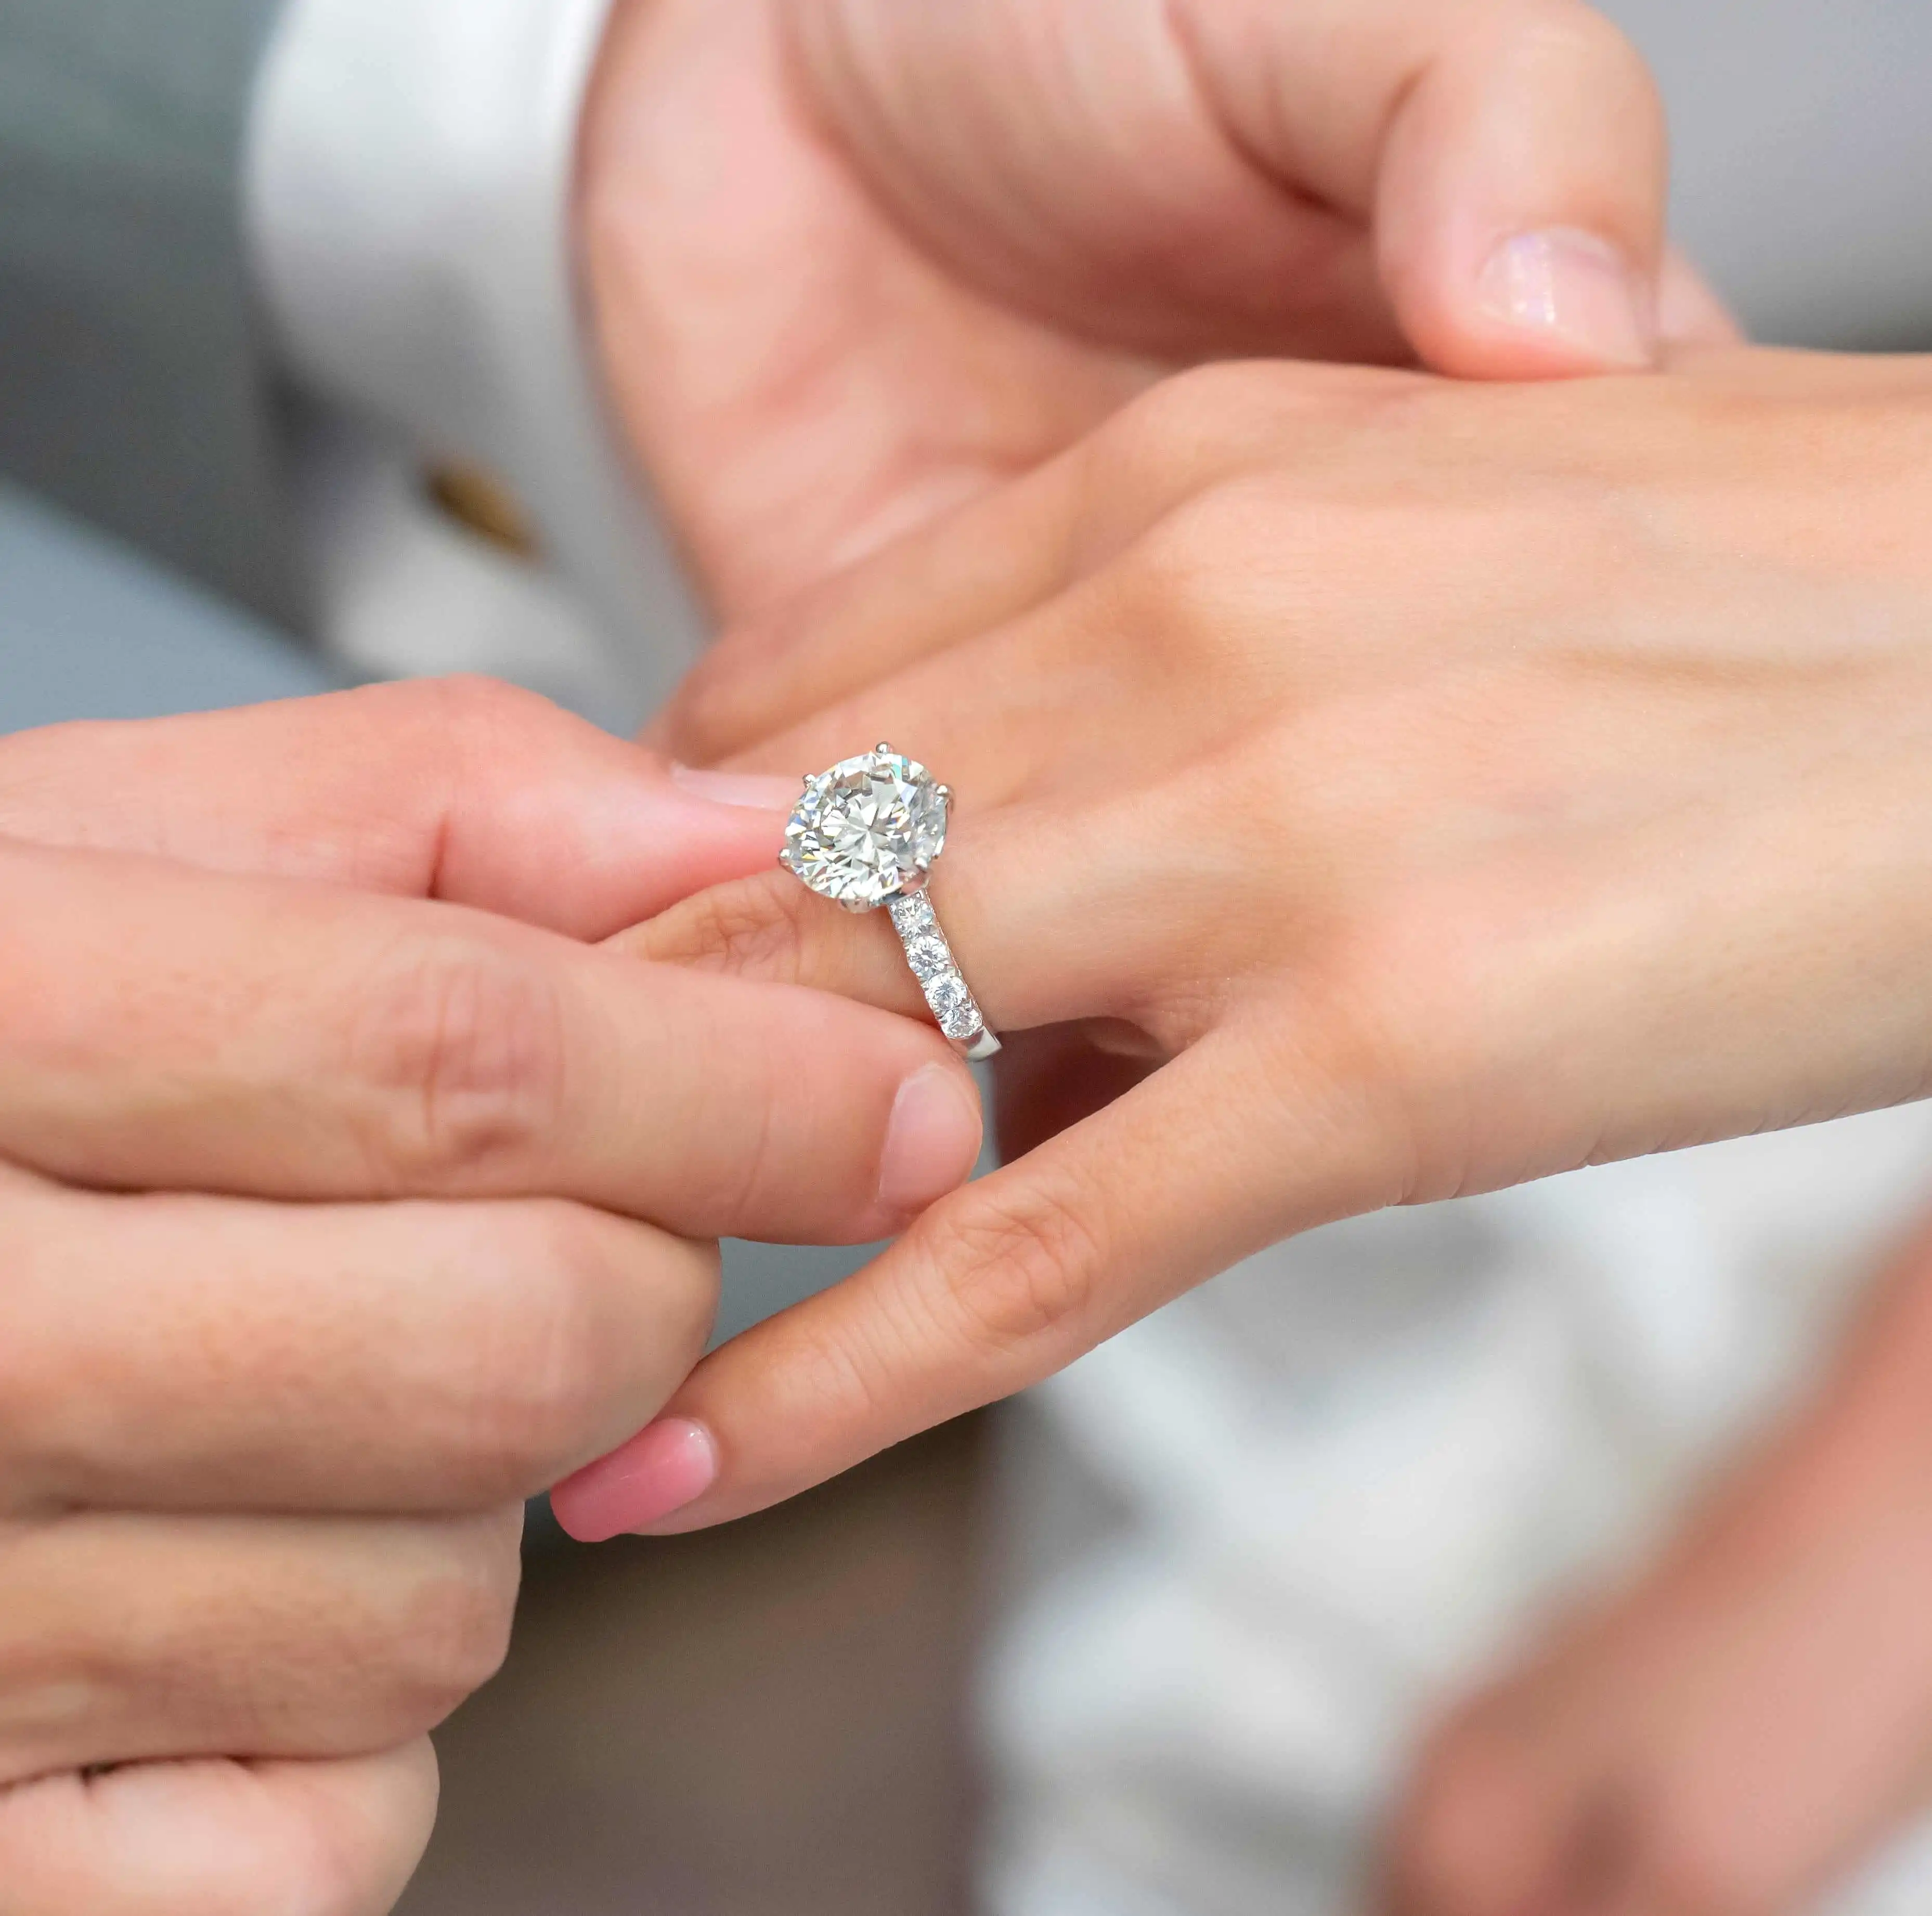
[1384,1208,1932,1916]
[581,0,1731,619]
[560,346,1932,1536]
[0,680,981,1914]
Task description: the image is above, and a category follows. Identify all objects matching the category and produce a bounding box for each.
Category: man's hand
[581,0,1732,620]
[0,681,982,1915]
[1385,1209,1932,1916]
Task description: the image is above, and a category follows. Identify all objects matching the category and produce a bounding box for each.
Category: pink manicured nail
[550,1418,719,1542]
[877,1063,983,1218]
[670,764,802,811]
[1476,228,1656,368]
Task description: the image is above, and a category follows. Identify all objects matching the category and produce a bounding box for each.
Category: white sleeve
[243,0,703,706]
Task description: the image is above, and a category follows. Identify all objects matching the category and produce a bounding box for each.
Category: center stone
[782,748,950,908]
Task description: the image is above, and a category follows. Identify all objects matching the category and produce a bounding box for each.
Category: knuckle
[1119,485,1275,656]
[453,1204,637,1492]
[348,931,570,1185]
[381,1514,523,1729]
[1106,359,1411,460]
[456,1205,719,1495]
[350,672,576,780]
[1076,369,1241,543]
[1112,360,1248,447]
[0,1579,93,1784]
[397,671,563,747]
[918,1171,1108,1355]
[1080,362,1422,564]
[1091,362,1269,497]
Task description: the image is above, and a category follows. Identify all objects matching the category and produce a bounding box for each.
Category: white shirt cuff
[244,0,703,707]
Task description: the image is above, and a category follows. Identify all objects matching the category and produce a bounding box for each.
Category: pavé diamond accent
[781,747,949,908]
[904,934,952,981]
[893,891,937,932]
[926,974,979,1039]
[889,892,990,1047]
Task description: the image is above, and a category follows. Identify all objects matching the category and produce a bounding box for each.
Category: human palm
[581,0,1699,620]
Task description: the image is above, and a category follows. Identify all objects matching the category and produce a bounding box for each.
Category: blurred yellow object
[425,462,539,558]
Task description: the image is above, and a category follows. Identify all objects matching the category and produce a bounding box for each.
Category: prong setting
[779,746,996,1058]
[779,745,948,910]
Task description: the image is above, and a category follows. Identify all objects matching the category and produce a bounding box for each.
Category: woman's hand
[584,0,1729,618]
[1385,1208,1932,1916]
[0,682,981,1914]
[566,347,1932,1536]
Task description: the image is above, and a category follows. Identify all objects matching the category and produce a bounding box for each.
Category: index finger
[0,676,799,939]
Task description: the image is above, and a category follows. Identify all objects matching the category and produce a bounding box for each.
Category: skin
[1383,1212,1932,1916]
[562,345,1932,1901]
[0,679,981,1915]
[582,0,1730,624]
[579,347,1932,1547]
[0,2,1752,1903]
[567,2,1914,1899]
[0,0,1726,1901]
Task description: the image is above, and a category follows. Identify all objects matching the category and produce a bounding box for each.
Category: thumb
[0,677,800,940]
[1377,0,1673,374]
[1181,0,1718,376]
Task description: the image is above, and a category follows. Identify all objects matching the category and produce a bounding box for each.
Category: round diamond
[783,749,950,908]
[904,933,952,982]
[926,974,979,1040]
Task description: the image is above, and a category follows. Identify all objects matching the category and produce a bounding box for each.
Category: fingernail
[670,764,801,811]
[550,1418,719,1543]
[877,1063,983,1218]
[1476,228,1656,368]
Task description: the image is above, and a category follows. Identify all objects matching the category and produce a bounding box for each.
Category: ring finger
[616,778,1247,1047]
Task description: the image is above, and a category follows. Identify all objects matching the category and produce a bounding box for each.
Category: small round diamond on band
[779,744,1000,1061]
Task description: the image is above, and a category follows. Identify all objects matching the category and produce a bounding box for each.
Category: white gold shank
[888,892,1000,1062]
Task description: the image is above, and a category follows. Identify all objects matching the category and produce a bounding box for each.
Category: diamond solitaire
[781,745,1000,1061]
[782,745,950,907]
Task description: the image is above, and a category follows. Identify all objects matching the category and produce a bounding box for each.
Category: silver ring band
[778,744,1000,1062]
[889,890,1001,1061]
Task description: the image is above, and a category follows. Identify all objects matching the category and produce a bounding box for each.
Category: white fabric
[244,0,703,719]
[983,1107,1932,1916]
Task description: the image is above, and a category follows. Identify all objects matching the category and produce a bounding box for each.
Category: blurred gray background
[1622,0,1932,349]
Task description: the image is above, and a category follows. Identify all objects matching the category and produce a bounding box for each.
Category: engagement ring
[779,744,1000,1062]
